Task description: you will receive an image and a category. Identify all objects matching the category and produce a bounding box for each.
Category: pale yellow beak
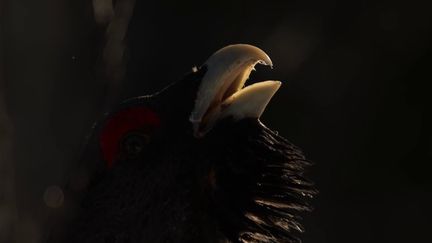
[190,44,281,137]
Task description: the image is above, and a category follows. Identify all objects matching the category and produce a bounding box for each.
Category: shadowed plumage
[48,45,316,243]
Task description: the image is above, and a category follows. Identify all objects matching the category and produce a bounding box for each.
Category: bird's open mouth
[190,44,281,137]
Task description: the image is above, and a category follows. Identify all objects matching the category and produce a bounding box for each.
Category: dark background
[1,0,431,242]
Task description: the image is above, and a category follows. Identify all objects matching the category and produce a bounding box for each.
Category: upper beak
[189,44,281,137]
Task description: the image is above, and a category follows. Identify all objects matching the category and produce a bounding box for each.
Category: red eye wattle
[99,107,160,168]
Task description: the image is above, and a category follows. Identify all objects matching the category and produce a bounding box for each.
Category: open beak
[190,44,281,137]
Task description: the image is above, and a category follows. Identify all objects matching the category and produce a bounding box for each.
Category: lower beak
[190,44,281,137]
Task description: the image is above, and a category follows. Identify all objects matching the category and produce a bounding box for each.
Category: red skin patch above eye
[99,107,160,168]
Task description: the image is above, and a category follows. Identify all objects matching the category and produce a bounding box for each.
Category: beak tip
[259,55,273,68]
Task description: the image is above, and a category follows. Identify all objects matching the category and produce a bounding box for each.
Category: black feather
[201,119,316,243]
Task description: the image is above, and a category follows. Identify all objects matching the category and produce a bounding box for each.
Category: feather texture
[201,119,316,243]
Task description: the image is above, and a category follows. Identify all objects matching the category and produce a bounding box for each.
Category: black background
[1,0,431,242]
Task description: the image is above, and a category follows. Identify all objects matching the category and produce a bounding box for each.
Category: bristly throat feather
[197,119,316,243]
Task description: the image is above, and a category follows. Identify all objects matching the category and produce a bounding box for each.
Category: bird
[48,44,316,243]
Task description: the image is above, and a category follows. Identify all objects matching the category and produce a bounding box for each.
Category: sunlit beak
[190,44,281,137]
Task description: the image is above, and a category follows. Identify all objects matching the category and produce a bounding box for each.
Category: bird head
[81,44,314,243]
[100,44,279,166]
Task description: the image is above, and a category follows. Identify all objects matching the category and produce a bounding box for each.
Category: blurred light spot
[93,0,114,24]
[43,185,64,208]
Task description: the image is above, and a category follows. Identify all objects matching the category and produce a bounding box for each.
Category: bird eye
[121,132,151,159]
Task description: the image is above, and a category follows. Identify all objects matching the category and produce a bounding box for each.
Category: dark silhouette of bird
[48,44,316,243]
